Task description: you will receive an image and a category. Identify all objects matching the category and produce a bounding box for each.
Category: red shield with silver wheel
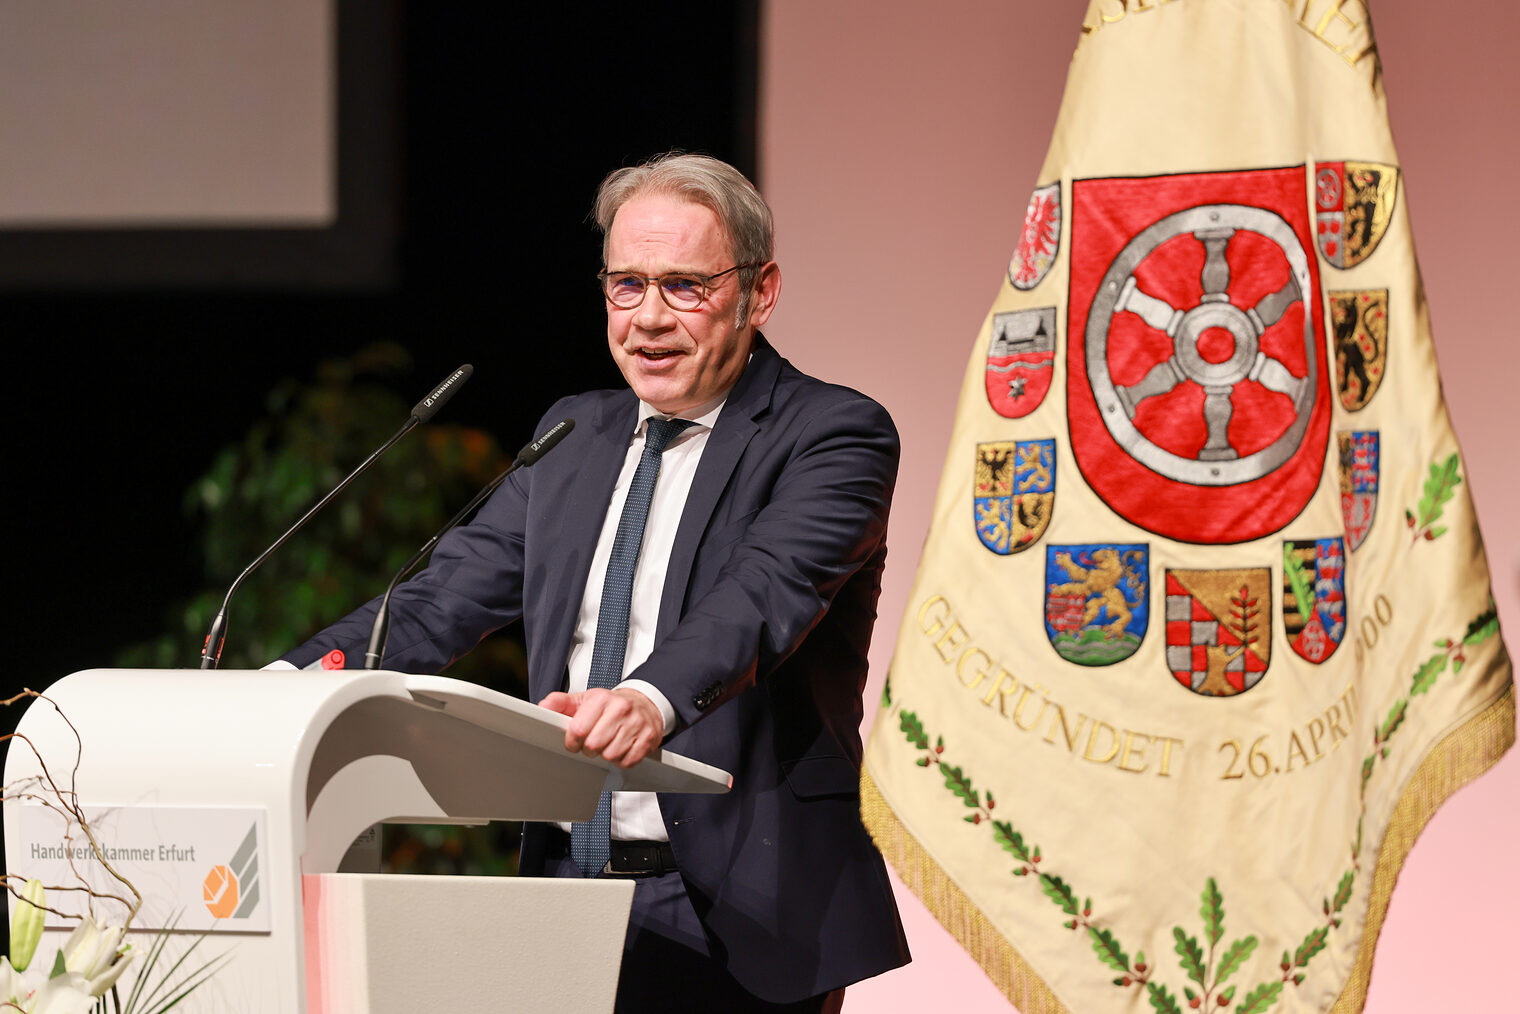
[1068,167,1330,544]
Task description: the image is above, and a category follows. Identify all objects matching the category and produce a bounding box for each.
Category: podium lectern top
[3,668,730,1014]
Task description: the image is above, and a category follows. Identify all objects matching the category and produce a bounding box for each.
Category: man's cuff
[619,679,677,737]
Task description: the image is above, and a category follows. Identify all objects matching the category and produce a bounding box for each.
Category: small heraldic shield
[1330,288,1388,411]
[1338,430,1379,550]
[1043,543,1148,665]
[1008,182,1061,290]
[1282,537,1347,664]
[1165,567,1271,696]
[973,439,1054,554]
[985,307,1057,417]
[1315,161,1398,268]
[1069,167,1330,544]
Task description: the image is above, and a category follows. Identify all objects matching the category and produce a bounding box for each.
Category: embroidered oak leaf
[1410,653,1447,696]
[941,763,979,808]
[1200,877,1225,947]
[1379,699,1408,746]
[1217,935,1258,986]
[1237,981,1283,1014]
[1147,982,1183,1014]
[1295,926,1329,968]
[992,820,1031,863]
[1042,873,1079,916]
[899,710,928,751]
[1089,927,1130,973]
[1174,928,1205,986]
[1331,871,1355,914]
[1463,604,1500,647]
[1407,453,1461,542]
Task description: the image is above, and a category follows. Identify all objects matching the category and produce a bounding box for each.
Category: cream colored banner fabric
[861,3,1515,1013]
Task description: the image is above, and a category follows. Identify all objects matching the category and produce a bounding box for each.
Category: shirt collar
[636,392,726,435]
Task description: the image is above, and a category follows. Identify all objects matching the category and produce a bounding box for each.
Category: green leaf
[1237,980,1285,1014]
[1147,981,1184,1014]
[899,711,929,750]
[1217,935,1258,985]
[992,820,1031,862]
[1088,926,1130,973]
[1379,699,1408,742]
[1416,453,1461,527]
[1463,606,1500,647]
[49,949,66,980]
[1199,877,1225,946]
[1333,870,1355,913]
[941,764,980,808]
[1282,543,1316,624]
[1296,926,1329,968]
[1041,873,1079,916]
[1360,755,1376,792]
[1173,927,1206,986]
[1410,652,1447,695]
[1220,984,1237,1005]
[880,676,891,708]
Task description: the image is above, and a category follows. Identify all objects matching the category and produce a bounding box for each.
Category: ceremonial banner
[861,3,1514,1013]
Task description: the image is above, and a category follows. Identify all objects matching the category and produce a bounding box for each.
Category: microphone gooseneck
[364,418,575,670]
[198,365,474,669]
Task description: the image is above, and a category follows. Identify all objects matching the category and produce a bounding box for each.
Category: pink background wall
[760,3,1518,1011]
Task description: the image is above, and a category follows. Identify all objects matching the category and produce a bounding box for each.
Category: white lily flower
[0,956,28,1006]
[19,972,92,1014]
[0,957,92,1014]
[60,918,133,997]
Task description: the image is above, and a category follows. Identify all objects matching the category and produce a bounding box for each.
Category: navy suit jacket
[284,338,911,1000]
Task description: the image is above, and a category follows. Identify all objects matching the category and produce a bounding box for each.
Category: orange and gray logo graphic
[202,824,260,919]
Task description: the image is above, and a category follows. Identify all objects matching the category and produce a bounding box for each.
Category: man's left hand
[538,687,663,768]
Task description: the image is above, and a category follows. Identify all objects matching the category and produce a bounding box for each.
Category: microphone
[198,365,474,669]
[363,418,575,670]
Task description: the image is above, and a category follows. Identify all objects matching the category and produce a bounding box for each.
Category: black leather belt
[549,829,679,878]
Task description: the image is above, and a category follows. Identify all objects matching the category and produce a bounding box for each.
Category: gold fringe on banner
[1331,682,1516,1013]
[861,768,1071,1014]
[864,681,1516,1014]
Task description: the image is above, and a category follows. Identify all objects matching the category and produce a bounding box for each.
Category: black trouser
[544,832,845,1013]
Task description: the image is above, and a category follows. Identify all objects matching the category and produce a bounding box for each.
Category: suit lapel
[656,339,780,641]
[534,393,638,699]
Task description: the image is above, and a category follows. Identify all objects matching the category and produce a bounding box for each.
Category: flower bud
[9,879,45,972]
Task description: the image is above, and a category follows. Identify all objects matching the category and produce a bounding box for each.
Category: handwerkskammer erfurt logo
[202,824,260,920]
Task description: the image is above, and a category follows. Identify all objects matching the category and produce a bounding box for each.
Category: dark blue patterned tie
[571,416,694,877]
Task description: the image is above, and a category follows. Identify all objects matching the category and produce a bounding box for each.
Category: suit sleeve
[628,392,900,729]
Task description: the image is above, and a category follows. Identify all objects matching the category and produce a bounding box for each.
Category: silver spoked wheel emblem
[1085,204,1317,487]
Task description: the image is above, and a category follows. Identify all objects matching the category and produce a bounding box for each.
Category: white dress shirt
[561,394,726,841]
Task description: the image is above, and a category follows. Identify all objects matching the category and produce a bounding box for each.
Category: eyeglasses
[597,263,762,311]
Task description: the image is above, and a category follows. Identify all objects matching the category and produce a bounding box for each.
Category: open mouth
[636,348,681,361]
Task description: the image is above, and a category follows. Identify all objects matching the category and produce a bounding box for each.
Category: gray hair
[594,152,774,323]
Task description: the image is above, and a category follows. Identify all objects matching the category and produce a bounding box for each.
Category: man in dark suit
[282,153,909,1011]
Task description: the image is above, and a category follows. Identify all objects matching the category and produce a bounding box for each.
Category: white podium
[2,669,730,1013]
